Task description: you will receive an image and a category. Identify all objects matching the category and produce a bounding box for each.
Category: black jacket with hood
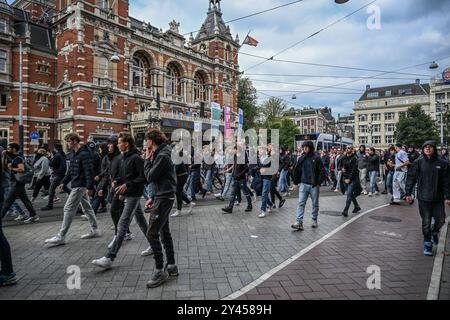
[114,147,146,197]
[62,145,95,190]
[144,143,177,199]
[293,141,325,187]
[405,140,450,202]
[98,147,121,191]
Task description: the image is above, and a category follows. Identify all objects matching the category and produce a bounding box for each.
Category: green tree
[237,78,258,131]
[265,117,300,150]
[395,104,439,147]
[260,97,287,122]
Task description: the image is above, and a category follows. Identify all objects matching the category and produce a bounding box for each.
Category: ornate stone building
[0,0,240,152]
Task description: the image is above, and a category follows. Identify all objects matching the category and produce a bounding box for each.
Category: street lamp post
[19,41,24,152]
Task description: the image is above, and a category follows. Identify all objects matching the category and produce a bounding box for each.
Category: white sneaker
[374,191,379,196]
[108,236,116,249]
[92,256,113,269]
[141,246,153,256]
[187,202,195,214]
[14,214,27,221]
[80,215,88,221]
[235,201,241,206]
[368,192,373,197]
[45,235,65,246]
[24,216,40,224]
[214,193,221,197]
[125,233,133,241]
[258,212,267,218]
[334,189,339,193]
[267,207,272,213]
[81,229,101,239]
[171,210,181,217]
[363,191,368,195]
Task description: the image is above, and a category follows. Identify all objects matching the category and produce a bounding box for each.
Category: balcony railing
[93,77,117,88]
[59,108,74,118]
[131,110,225,125]
[132,86,154,98]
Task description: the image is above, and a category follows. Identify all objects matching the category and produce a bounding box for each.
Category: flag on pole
[243,35,259,47]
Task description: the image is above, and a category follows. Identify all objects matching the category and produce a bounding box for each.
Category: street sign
[30,131,40,140]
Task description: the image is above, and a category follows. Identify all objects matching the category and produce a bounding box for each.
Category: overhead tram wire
[181,0,306,36]
[255,55,450,106]
[271,55,450,98]
[242,0,377,73]
[244,73,430,81]
[248,78,365,92]
[239,52,432,77]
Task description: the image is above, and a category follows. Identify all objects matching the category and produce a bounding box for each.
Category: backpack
[15,157,35,184]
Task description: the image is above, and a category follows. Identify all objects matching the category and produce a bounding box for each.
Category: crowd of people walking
[0,132,449,288]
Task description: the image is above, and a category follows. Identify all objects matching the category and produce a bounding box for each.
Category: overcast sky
[127,0,449,116]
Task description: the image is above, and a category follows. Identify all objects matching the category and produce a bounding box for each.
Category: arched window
[166,62,182,97]
[194,72,207,102]
[132,53,150,88]
[225,45,232,62]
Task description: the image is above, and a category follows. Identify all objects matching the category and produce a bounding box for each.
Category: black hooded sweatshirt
[405,140,450,202]
[293,141,324,187]
[114,147,146,197]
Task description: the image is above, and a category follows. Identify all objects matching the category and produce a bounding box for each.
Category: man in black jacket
[291,141,324,230]
[143,129,178,288]
[405,140,450,256]
[92,133,151,269]
[221,146,253,214]
[367,147,380,196]
[41,143,66,211]
[45,133,100,246]
[340,146,362,217]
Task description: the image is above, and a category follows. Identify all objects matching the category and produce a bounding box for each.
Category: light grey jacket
[34,156,51,180]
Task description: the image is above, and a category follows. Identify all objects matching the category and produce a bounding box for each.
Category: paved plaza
[0,190,448,300]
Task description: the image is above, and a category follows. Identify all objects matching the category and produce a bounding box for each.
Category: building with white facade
[354,80,430,149]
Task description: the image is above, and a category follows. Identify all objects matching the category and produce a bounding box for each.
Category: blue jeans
[205,169,214,192]
[190,170,203,200]
[296,183,320,223]
[343,181,359,212]
[386,171,394,195]
[261,179,273,212]
[143,183,154,201]
[277,169,290,193]
[369,170,378,193]
[228,179,252,209]
[221,173,233,197]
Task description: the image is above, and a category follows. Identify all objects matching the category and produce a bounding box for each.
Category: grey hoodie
[34,155,51,180]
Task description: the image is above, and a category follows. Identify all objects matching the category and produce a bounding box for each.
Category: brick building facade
[0,0,240,153]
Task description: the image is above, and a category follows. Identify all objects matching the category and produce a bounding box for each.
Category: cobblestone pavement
[237,203,448,300]
[0,189,431,300]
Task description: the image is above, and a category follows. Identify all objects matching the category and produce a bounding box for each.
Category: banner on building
[194,122,202,132]
[224,105,232,139]
[211,102,222,131]
[237,108,244,141]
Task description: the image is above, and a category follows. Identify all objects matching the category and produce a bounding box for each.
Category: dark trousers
[343,181,359,212]
[228,179,252,209]
[190,170,205,200]
[91,188,108,214]
[0,184,37,218]
[418,200,446,242]
[176,174,190,211]
[147,198,176,270]
[0,216,13,275]
[270,186,283,204]
[109,190,126,235]
[47,175,64,207]
[32,176,50,199]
